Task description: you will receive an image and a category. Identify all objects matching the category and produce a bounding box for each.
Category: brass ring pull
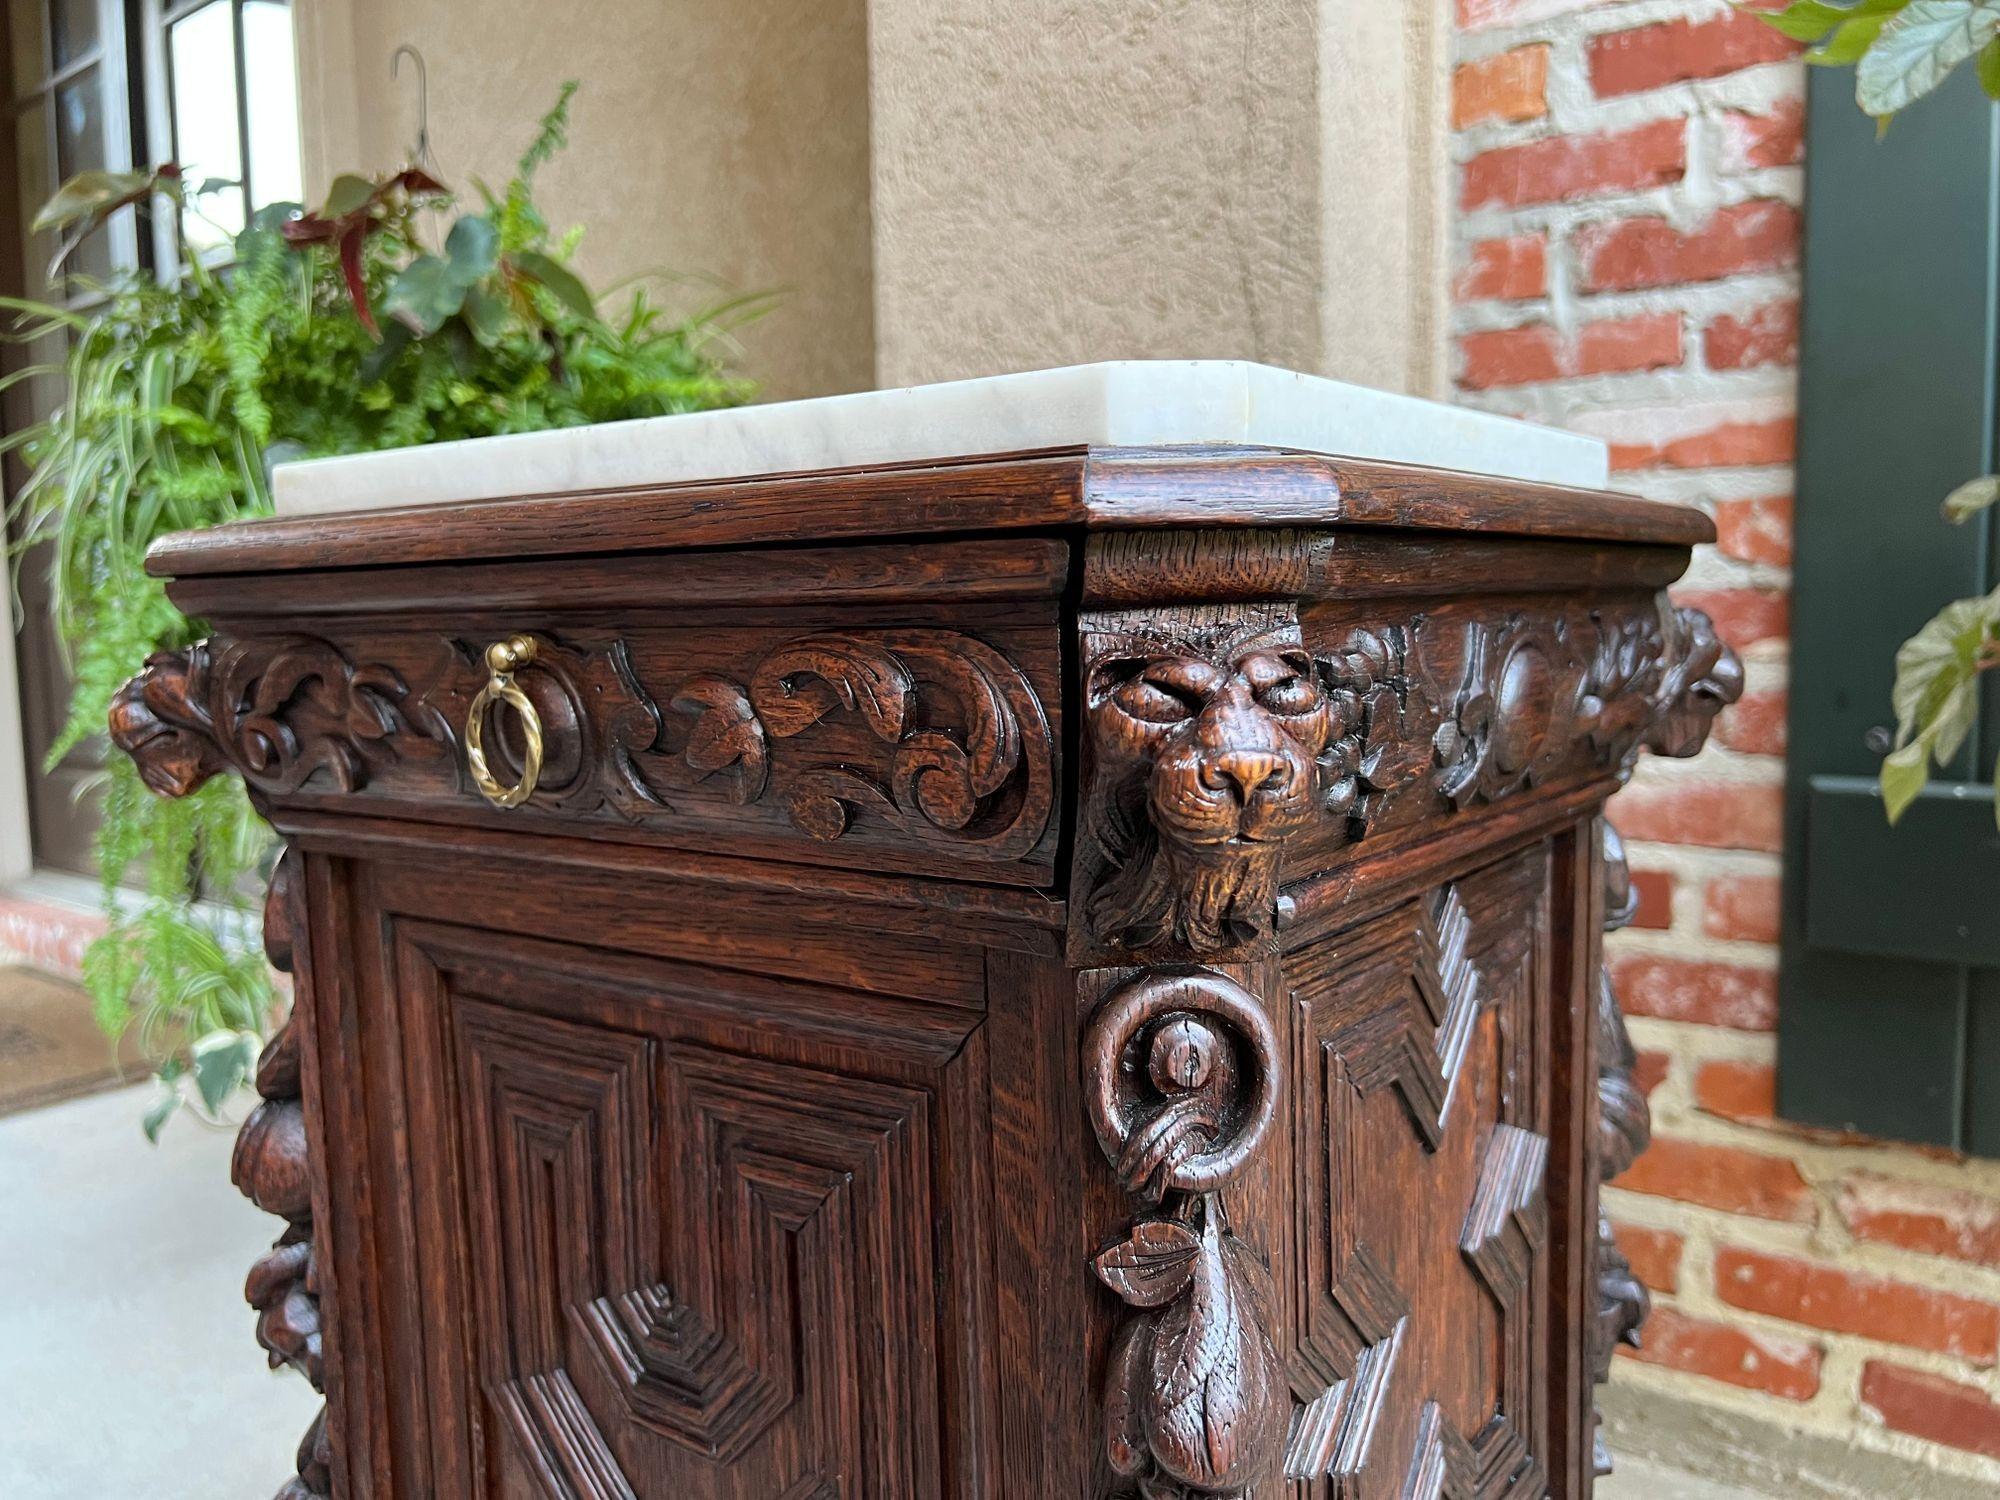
[466,635,543,809]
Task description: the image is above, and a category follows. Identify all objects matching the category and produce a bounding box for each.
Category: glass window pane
[51,64,99,172]
[48,0,95,71]
[169,0,244,247]
[9,0,47,97]
[52,67,110,283]
[14,96,52,296]
[242,0,300,209]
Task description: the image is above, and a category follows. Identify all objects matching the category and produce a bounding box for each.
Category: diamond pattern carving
[445,968,953,1499]
[1287,859,1553,1499]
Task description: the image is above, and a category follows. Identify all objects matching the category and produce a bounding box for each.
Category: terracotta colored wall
[293,0,875,403]
[1450,0,2000,1485]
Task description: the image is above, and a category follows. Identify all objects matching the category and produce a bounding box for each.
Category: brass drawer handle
[466,635,543,809]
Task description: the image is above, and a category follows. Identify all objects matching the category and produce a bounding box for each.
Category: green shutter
[1781,66,2000,1152]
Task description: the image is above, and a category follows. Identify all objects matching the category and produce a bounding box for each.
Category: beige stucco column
[867,0,1453,396]
[290,0,876,402]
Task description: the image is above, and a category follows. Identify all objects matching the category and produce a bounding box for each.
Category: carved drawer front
[1284,849,1555,1499]
[372,913,993,1499]
[150,542,1065,888]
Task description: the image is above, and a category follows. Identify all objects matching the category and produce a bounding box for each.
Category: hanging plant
[3,84,772,1136]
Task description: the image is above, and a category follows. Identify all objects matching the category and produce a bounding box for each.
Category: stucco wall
[292,0,875,402]
[867,0,1453,395]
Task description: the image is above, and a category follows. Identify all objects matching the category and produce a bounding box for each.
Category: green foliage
[1757,4,2000,827]
[6,86,764,1135]
[1883,587,2000,822]
[1755,0,2000,119]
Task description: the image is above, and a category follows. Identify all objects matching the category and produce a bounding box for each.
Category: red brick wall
[1451,0,2000,1481]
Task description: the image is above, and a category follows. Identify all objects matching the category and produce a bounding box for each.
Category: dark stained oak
[110,444,1736,1499]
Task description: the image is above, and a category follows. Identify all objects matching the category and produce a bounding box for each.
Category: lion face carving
[1083,619,1347,953]
[1646,604,1745,760]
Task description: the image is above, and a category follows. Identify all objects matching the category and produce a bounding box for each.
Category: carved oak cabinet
[109,365,1739,1500]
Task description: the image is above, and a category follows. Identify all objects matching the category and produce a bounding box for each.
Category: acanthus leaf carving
[108,636,450,799]
[1084,968,1286,1499]
[671,628,1053,854]
[1591,601,1741,1475]
[670,674,768,804]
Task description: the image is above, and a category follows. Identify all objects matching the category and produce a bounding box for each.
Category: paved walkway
[0,1084,320,1498]
[1,1084,1771,1498]
[1602,1454,1767,1498]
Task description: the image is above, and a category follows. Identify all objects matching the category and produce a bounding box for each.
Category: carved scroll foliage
[1076,595,1732,963]
[672,628,1054,855]
[1591,602,1742,1474]
[1084,969,1286,1499]
[231,850,333,1500]
[108,637,450,800]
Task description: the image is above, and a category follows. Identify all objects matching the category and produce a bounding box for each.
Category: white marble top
[270,360,1608,517]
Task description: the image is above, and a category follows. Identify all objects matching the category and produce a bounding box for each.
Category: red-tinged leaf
[281,212,338,248]
[338,226,377,338]
[388,166,446,199]
[1093,1219,1201,1308]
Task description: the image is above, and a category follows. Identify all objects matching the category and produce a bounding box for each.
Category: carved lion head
[1646,604,1745,759]
[1084,619,1349,953]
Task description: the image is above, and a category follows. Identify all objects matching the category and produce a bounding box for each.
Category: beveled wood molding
[145,449,1711,581]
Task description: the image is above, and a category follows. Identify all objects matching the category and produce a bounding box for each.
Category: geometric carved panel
[1287,858,1553,1499]
[438,949,958,1500]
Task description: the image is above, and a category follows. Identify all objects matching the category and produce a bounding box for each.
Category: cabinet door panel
[1285,847,1558,1498]
[332,870,994,1500]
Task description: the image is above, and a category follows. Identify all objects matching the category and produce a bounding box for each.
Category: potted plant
[3,84,768,1135]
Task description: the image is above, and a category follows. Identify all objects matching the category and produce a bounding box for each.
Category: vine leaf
[1856,0,2000,118]
[1094,1220,1201,1308]
[1943,474,2000,523]
[1882,588,2000,821]
[752,636,912,741]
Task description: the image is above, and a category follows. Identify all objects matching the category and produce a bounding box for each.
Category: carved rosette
[1591,603,1743,1475]
[1084,970,1286,1499]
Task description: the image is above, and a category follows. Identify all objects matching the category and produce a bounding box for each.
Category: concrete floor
[0,1085,1769,1499]
[0,1084,320,1498]
[1600,1454,1766,1499]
